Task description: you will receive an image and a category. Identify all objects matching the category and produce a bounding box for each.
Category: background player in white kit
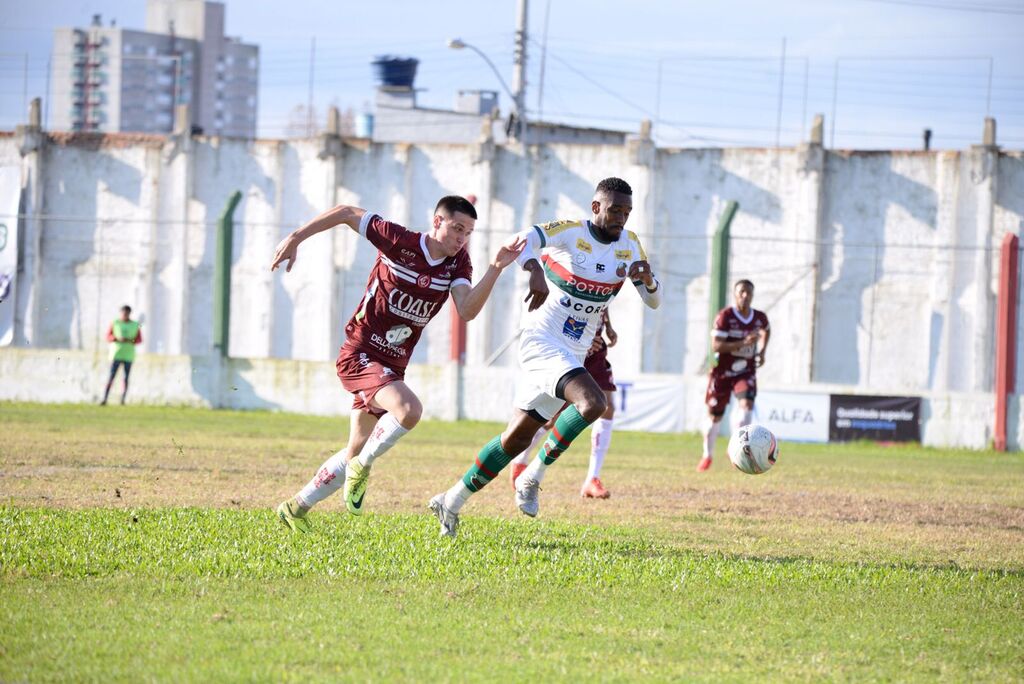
[429,178,662,538]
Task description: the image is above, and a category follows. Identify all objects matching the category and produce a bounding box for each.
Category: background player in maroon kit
[271,196,525,530]
[697,279,771,472]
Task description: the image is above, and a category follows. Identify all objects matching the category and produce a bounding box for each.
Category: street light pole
[448,38,525,138]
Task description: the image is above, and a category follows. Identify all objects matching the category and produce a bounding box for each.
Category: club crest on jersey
[562,316,587,341]
[576,238,592,253]
[616,262,628,278]
[417,274,431,288]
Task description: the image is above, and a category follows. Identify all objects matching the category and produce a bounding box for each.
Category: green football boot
[276,498,311,533]
[344,459,371,515]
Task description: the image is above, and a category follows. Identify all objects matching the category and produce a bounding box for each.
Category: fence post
[213,191,242,358]
[708,201,739,369]
[995,233,1019,452]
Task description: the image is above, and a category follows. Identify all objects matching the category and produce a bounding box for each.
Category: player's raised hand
[628,260,655,287]
[492,235,527,269]
[271,233,301,272]
[524,267,549,311]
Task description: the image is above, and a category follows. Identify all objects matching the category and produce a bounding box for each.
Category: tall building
[49,1,258,137]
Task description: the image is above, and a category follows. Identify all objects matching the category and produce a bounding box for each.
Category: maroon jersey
[343,212,473,370]
[711,306,770,378]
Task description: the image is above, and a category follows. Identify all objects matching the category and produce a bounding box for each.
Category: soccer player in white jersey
[428,177,662,538]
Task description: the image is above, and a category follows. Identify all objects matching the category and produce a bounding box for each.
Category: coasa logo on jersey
[387,289,440,326]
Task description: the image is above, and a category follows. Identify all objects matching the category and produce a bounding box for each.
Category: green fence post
[213,191,242,358]
[708,200,739,369]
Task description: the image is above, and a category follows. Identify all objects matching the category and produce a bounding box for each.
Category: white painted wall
[2,131,1021,448]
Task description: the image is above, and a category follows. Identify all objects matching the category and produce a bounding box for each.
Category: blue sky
[2,0,1022,149]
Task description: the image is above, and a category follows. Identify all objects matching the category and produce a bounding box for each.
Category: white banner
[750,390,830,443]
[611,377,686,433]
[0,166,21,347]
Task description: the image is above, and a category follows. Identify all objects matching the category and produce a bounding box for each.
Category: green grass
[2,402,1024,681]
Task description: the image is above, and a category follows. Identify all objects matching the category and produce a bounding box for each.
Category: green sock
[461,436,514,492]
[540,405,592,465]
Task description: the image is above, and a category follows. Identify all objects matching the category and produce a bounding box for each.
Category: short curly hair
[595,177,632,196]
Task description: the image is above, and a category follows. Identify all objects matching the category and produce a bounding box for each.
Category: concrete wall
[3,129,1022,448]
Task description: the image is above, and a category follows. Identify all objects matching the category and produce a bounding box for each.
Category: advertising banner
[829,394,922,442]
[753,391,830,443]
[0,166,21,347]
[611,378,686,433]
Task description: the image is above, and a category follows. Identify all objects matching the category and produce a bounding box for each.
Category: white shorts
[513,331,585,420]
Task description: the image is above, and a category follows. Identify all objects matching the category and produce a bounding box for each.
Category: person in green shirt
[101,305,142,406]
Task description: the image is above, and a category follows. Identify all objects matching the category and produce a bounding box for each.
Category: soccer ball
[727,424,779,475]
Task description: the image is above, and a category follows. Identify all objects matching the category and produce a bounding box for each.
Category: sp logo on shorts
[417,274,431,288]
[562,316,587,341]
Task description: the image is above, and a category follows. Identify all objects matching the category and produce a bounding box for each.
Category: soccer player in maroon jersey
[697,279,771,471]
[271,196,525,531]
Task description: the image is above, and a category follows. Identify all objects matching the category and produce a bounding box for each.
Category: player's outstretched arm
[628,260,661,309]
[757,326,771,367]
[449,235,527,320]
[271,205,367,273]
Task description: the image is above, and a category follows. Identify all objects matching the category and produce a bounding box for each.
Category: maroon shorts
[335,345,404,416]
[705,371,757,415]
[585,347,616,392]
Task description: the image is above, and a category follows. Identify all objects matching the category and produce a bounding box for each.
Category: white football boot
[514,476,541,518]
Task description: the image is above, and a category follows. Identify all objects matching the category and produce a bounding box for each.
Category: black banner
[829,394,922,442]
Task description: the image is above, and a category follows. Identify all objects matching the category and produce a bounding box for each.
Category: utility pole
[512,0,528,136]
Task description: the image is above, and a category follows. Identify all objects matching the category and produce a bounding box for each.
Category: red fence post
[450,309,467,364]
[995,233,1019,452]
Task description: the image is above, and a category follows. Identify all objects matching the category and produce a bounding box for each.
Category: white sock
[587,418,613,480]
[511,427,546,466]
[444,480,473,514]
[738,407,753,427]
[522,454,550,485]
[296,448,348,509]
[355,414,410,467]
[702,417,721,459]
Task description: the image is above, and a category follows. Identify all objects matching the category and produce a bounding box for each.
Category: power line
[852,0,1024,14]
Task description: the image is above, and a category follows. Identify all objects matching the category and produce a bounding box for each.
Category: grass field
[2,402,1023,681]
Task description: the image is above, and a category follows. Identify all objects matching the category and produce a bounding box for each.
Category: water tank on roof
[372,56,418,88]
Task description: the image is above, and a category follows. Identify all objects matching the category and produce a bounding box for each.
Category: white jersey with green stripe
[516,219,650,357]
